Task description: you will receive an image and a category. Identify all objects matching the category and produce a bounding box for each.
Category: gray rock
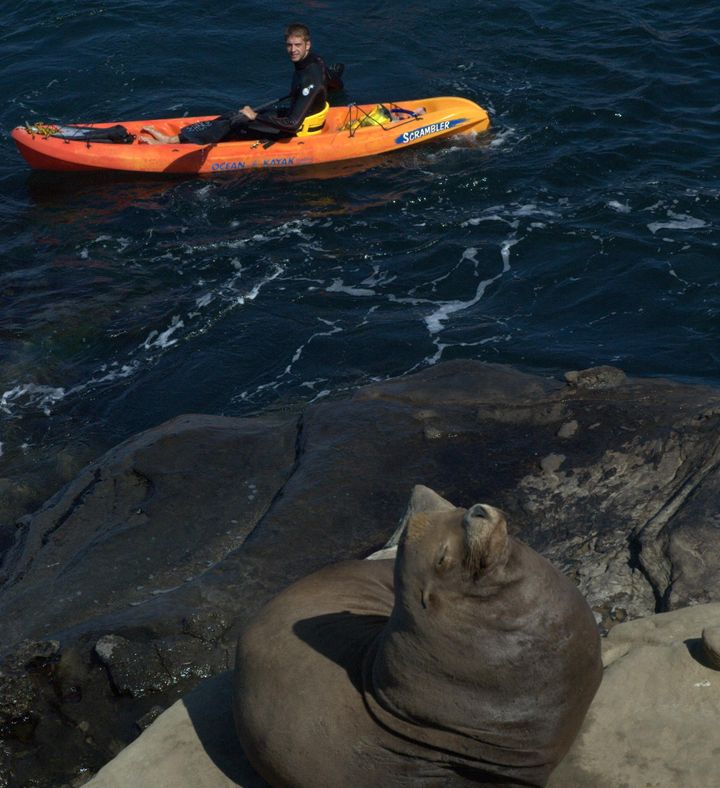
[0,639,61,730]
[557,420,579,439]
[95,635,171,698]
[540,452,566,474]
[564,365,627,389]
[550,603,720,787]
[4,360,720,784]
[88,605,720,788]
[88,673,265,788]
[701,626,720,670]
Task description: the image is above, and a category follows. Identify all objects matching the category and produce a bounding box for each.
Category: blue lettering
[211,161,246,171]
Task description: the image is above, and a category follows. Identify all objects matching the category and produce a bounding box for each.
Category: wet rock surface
[2,360,720,785]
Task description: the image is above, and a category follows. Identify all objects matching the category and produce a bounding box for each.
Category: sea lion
[233,486,602,787]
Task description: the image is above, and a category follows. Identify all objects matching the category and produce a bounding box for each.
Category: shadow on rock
[182,672,269,787]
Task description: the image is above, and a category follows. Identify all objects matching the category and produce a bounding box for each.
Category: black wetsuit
[178,54,328,145]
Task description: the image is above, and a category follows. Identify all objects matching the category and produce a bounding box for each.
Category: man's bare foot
[140,126,180,144]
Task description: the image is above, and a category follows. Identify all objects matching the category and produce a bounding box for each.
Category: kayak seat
[296,102,329,137]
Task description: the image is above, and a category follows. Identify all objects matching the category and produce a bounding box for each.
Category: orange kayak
[11,97,489,174]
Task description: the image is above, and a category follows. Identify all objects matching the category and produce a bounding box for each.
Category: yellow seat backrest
[296,102,329,137]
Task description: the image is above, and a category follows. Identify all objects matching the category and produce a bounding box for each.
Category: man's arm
[256,61,326,133]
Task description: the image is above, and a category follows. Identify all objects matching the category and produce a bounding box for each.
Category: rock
[88,604,720,788]
[549,603,720,787]
[87,673,265,788]
[557,420,578,438]
[540,452,566,474]
[95,636,171,698]
[94,634,219,698]
[135,706,165,732]
[1,413,299,645]
[4,360,720,784]
[701,626,720,670]
[564,365,627,390]
[0,640,61,732]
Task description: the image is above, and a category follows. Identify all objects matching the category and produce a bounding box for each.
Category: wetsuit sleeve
[257,61,326,133]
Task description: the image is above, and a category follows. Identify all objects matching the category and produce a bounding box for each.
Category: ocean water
[1,0,718,541]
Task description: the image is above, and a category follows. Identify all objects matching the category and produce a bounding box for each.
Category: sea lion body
[233,489,602,787]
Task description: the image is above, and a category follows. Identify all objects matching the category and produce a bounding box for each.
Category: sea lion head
[395,500,513,619]
[371,487,602,773]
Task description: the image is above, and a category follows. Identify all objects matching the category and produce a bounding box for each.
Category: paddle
[248,64,343,112]
[251,94,290,113]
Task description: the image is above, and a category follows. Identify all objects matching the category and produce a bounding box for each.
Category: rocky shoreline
[2,360,720,786]
[86,601,720,788]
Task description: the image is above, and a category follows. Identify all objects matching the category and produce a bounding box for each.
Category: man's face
[286,34,311,63]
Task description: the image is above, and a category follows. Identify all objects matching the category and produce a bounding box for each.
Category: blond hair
[285,23,310,41]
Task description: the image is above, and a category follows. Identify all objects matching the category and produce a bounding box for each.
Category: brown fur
[233,486,602,787]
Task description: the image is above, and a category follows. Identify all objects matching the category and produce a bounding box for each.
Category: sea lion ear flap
[384,485,456,549]
[463,504,509,576]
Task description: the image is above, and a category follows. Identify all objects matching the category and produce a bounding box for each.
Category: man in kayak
[141,24,330,145]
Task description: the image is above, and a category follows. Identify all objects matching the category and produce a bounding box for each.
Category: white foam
[359,305,380,326]
[463,201,558,228]
[142,316,184,350]
[92,362,140,384]
[462,247,479,264]
[648,211,707,234]
[513,203,558,218]
[189,219,318,253]
[236,265,284,304]
[327,279,376,297]
[500,238,518,270]
[361,266,396,288]
[425,241,514,335]
[608,200,631,213]
[0,383,67,416]
[463,214,513,227]
[283,319,343,375]
[489,126,517,148]
[310,389,331,402]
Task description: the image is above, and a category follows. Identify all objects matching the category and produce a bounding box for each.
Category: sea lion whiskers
[462,503,510,580]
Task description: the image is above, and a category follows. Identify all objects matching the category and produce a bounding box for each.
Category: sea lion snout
[465,502,493,521]
[463,503,508,574]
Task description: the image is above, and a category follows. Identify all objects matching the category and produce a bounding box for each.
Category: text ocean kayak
[11,97,489,174]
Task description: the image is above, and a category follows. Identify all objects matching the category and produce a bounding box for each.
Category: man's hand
[240,105,257,121]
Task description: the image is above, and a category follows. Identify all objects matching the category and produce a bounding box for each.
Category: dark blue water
[1,1,719,531]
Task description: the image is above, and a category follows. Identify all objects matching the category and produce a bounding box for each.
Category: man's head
[285,23,311,63]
